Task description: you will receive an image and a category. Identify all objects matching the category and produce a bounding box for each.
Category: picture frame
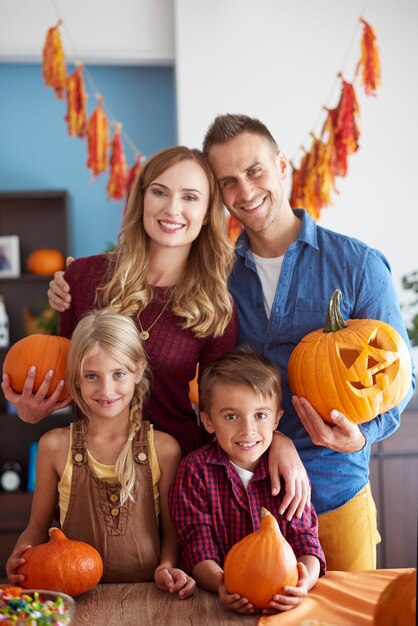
[0,235,20,278]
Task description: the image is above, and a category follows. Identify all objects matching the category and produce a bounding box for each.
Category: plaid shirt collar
[205,440,270,482]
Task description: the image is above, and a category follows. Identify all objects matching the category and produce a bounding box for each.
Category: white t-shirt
[251,252,284,317]
[230,460,254,489]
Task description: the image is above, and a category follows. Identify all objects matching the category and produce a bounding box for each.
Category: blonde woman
[3,147,238,456]
[7,310,195,594]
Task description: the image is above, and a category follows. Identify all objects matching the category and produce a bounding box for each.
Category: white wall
[175,0,418,365]
[0,0,174,64]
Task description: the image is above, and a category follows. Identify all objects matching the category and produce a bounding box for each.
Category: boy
[169,347,325,614]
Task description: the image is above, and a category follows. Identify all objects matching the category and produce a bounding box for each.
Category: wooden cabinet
[370,393,418,568]
[0,191,73,577]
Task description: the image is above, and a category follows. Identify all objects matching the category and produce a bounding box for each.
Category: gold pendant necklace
[138,296,172,341]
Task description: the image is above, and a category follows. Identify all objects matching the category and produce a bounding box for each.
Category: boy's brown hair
[199,345,282,412]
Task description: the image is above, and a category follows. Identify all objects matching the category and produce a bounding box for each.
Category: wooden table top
[72,582,258,626]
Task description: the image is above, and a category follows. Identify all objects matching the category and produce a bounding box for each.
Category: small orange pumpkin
[18,527,103,597]
[374,568,416,626]
[288,289,412,425]
[189,365,199,406]
[223,507,298,609]
[27,248,65,275]
[3,334,70,401]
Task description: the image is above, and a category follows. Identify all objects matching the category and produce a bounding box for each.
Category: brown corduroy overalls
[62,419,160,583]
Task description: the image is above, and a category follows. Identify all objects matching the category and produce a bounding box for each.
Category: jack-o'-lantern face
[287,290,412,425]
[337,326,402,396]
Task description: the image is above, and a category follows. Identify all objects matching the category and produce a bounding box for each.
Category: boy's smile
[200,383,282,472]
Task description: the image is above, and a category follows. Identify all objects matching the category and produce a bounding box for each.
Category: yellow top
[58,422,161,526]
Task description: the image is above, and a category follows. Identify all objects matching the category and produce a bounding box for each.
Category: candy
[0,587,74,625]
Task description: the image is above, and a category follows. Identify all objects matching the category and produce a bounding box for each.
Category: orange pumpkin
[288,289,412,425]
[18,528,103,597]
[189,365,199,406]
[374,568,416,626]
[223,507,298,609]
[3,334,70,401]
[27,248,65,275]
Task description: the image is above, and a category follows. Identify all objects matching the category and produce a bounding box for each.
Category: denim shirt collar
[235,208,319,263]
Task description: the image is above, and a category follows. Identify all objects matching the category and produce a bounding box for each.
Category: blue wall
[0,63,176,257]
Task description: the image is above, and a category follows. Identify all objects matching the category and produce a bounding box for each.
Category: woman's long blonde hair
[66,309,150,505]
[98,146,235,337]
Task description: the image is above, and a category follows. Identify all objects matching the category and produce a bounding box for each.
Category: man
[201,114,415,570]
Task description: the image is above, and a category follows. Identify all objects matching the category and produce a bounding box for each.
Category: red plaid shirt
[169,441,326,575]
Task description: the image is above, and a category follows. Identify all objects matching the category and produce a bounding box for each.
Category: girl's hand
[6,544,32,583]
[217,572,257,614]
[262,562,309,614]
[154,566,196,599]
[268,432,311,520]
[47,256,74,312]
[1,370,72,424]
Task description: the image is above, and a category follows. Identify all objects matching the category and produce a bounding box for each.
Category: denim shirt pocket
[290,298,328,343]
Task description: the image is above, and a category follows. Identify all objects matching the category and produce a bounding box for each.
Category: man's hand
[1,368,72,424]
[47,256,74,312]
[293,396,366,453]
[268,432,311,521]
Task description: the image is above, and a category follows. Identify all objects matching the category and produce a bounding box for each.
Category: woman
[2,147,237,456]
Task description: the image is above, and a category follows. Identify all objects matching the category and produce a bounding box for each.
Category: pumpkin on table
[374,568,416,626]
[288,289,412,425]
[3,334,70,402]
[223,507,298,609]
[18,527,103,597]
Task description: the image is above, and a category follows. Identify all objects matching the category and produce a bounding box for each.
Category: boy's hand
[217,572,257,614]
[262,562,309,614]
[1,369,72,424]
[6,544,32,583]
[154,566,196,599]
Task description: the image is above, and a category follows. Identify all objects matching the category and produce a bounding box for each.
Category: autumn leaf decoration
[356,17,381,96]
[107,123,127,200]
[65,64,88,137]
[290,17,380,220]
[87,100,109,176]
[42,21,67,99]
[123,156,143,216]
[227,215,244,244]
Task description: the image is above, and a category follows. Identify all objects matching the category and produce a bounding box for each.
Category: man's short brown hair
[202,113,279,155]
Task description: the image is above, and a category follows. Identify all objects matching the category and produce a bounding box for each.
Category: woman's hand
[268,432,311,521]
[6,544,31,583]
[47,256,74,312]
[154,566,196,599]
[1,369,72,424]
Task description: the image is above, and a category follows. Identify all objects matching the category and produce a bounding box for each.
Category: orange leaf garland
[107,124,127,200]
[227,214,243,244]
[357,18,381,96]
[66,65,88,138]
[335,78,361,158]
[87,102,109,176]
[124,155,143,216]
[42,22,67,99]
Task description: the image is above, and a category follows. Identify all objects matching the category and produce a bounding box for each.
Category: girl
[3,147,238,456]
[6,310,195,596]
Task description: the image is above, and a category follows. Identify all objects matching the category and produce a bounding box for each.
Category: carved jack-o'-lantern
[288,290,412,425]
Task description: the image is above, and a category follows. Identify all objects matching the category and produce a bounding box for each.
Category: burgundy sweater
[60,254,238,456]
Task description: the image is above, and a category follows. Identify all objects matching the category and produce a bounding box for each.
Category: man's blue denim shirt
[228,209,415,515]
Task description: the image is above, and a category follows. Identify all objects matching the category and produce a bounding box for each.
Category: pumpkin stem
[323,289,348,333]
[260,507,270,518]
